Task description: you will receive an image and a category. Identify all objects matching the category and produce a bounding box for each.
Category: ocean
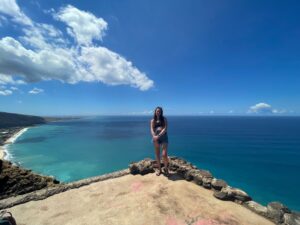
[5,116,300,211]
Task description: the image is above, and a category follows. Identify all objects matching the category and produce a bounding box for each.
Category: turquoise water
[6,116,300,211]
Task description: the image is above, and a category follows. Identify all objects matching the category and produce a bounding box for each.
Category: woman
[150,107,169,176]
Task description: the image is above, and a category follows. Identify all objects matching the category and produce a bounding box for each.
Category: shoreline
[0,127,29,160]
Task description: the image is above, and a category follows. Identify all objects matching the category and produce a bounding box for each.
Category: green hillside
[0,112,46,128]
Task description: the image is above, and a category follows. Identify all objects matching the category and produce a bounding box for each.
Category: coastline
[0,127,29,160]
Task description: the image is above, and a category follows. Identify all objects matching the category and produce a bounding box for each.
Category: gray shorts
[155,129,168,145]
[158,133,168,144]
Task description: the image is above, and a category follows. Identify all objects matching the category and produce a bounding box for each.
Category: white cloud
[20,23,65,49]
[0,74,25,84]
[0,85,13,96]
[0,3,154,91]
[55,5,108,46]
[248,102,273,114]
[29,87,43,94]
[248,102,288,114]
[80,46,154,90]
[10,86,18,90]
[43,8,55,15]
[128,110,153,115]
[0,89,12,95]
[0,0,32,25]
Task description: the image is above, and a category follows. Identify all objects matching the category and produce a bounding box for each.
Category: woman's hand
[153,135,159,141]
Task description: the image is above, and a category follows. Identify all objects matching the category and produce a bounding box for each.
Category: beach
[0,127,29,160]
[0,146,4,160]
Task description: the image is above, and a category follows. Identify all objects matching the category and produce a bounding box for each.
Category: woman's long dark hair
[153,106,165,127]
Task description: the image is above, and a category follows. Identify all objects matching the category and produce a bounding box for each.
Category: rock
[129,162,140,175]
[214,186,234,201]
[184,169,198,181]
[284,212,300,225]
[191,169,213,187]
[267,201,291,224]
[0,160,59,200]
[193,173,203,185]
[213,191,232,200]
[202,177,212,189]
[217,186,251,202]
[198,169,213,178]
[231,188,251,202]
[176,165,190,177]
[243,201,268,217]
[211,178,227,191]
[129,158,155,175]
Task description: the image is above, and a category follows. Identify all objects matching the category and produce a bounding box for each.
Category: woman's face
[155,108,161,117]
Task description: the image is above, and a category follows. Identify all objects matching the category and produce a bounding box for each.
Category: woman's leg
[154,141,161,174]
[162,143,169,173]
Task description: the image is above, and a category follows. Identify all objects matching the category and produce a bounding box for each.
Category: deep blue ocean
[6,116,300,211]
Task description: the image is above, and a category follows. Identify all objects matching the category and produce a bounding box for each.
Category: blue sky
[0,0,299,116]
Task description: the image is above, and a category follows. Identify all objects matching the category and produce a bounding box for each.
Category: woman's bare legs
[162,143,169,175]
[154,141,161,175]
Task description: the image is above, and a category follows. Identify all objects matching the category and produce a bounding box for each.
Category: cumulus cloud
[0,89,12,96]
[80,46,154,90]
[248,102,287,114]
[0,0,32,25]
[0,85,13,96]
[29,87,43,94]
[0,1,153,91]
[10,86,18,90]
[55,5,108,46]
[0,74,25,85]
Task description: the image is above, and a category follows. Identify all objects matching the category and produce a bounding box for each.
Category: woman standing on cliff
[150,107,169,176]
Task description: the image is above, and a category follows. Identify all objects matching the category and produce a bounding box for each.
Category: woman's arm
[150,119,155,137]
[157,117,168,137]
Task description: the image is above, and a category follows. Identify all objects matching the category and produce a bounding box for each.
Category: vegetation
[0,112,46,128]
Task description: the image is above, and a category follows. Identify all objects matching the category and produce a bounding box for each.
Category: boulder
[284,212,300,225]
[202,177,212,189]
[267,201,291,224]
[176,165,191,177]
[231,188,252,202]
[216,186,251,202]
[211,178,227,191]
[0,159,59,200]
[213,190,232,200]
[129,158,155,175]
[191,169,213,187]
[184,169,198,181]
[198,169,213,178]
[243,201,268,217]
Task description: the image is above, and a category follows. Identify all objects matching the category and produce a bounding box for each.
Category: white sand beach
[7,172,274,225]
[0,146,4,160]
[4,128,29,145]
[0,127,29,160]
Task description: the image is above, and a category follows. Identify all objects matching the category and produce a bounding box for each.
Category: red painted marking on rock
[131,181,143,192]
[192,219,219,225]
[165,216,185,225]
